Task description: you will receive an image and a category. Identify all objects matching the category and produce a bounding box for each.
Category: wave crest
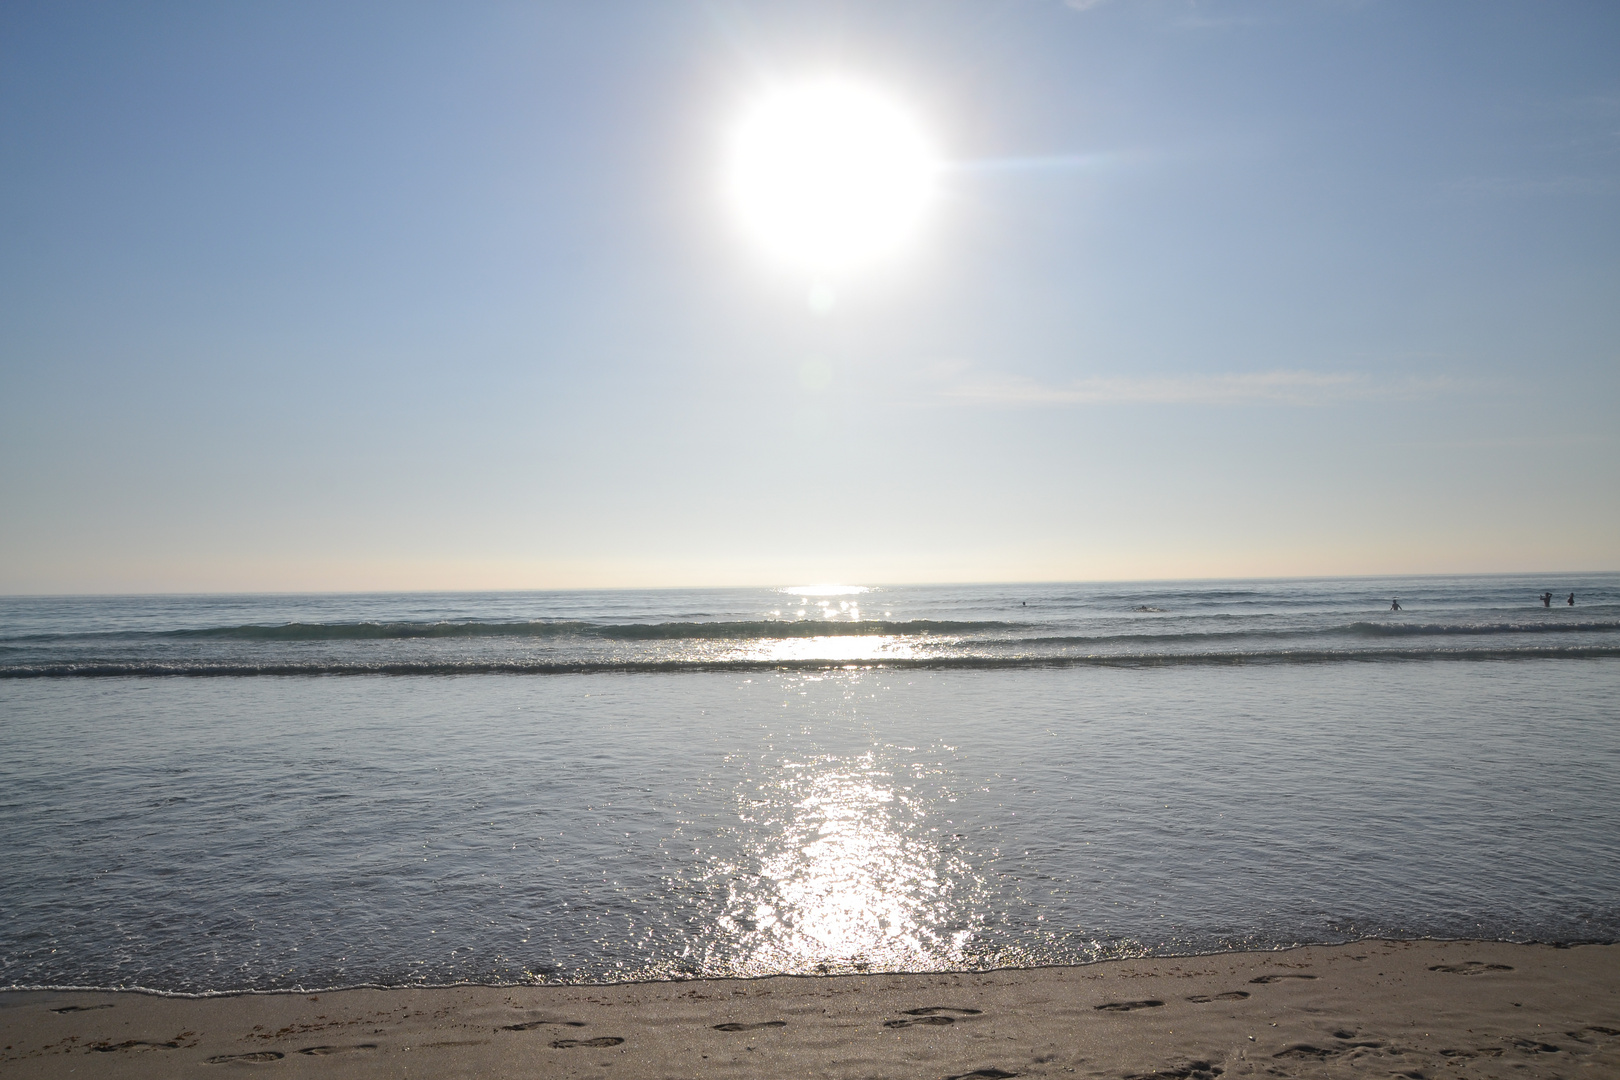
[6,646,1618,678]
[143,618,1015,642]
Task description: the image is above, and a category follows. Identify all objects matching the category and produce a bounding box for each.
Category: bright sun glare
[727,79,937,274]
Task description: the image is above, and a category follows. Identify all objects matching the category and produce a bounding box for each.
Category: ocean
[1,574,1616,994]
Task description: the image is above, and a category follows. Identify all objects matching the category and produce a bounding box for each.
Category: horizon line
[2,568,1614,601]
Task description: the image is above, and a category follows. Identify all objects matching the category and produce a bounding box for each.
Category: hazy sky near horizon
[2,0,1617,594]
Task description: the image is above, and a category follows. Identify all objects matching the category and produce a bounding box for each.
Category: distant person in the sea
[1568,593,1575,606]
[1541,592,1553,607]
[1390,598,1401,612]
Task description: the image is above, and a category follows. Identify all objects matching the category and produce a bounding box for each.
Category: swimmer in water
[1541,592,1553,607]
[1391,598,1401,612]
[1568,592,1575,606]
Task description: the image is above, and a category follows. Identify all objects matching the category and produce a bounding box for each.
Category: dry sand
[2,940,1615,1078]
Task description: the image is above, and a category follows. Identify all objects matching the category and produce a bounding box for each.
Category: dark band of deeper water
[5,645,1620,677]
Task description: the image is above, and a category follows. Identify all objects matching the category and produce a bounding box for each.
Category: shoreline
[7,935,1620,998]
[4,940,1616,1077]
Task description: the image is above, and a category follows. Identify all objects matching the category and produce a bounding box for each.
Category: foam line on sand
[2,941,1616,1078]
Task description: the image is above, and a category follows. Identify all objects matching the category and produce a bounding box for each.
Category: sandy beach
[3,940,1615,1078]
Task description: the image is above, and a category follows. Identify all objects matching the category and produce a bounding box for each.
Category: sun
[726,79,938,274]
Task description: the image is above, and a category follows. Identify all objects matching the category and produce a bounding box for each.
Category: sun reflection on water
[779,584,870,597]
[744,635,923,663]
[705,750,980,976]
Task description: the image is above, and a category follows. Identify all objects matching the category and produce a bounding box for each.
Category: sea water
[1,575,1616,992]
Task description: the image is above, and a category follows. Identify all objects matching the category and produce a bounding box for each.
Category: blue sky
[2,1,1616,592]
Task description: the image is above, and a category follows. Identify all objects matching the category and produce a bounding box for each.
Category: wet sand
[2,940,1615,1078]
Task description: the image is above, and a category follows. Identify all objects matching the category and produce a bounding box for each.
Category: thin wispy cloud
[942,152,1121,175]
[1170,6,1271,31]
[1061,0,1273,29]
[1443,175,1612,197]
[935,367,1456,406]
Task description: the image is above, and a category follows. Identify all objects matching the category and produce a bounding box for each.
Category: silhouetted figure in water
[1390,598,1401,612]
[1541,592,1553,608]
[1569,593,1576,606]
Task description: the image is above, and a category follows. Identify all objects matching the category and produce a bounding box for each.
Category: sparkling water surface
[1,577,1617,993]
[3,574,1616,675]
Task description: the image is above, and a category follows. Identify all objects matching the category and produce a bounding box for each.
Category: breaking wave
[11,616,1614,647]
[7,618,1017,644]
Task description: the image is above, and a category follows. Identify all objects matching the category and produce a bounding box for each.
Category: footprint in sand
[884,1006,984,1028]
[945,1069,1018,1080]
[550,1036,624,1049]
[1249,974,1318,984]
[91,1039,180,1052]
[1273,1044,1336,1060]
[1429,961,1513,974]
[885,1015,957,1028]
[420,1039,489,1049]
[713,1021,786,1032]
[1093,999,1165,1012]
[206,1051,286,1064]
[1123,1062,1223,1080]
[501,1019,587,1031]
[1508,1037,1560,1053]
[51,1004,113,1014]
[297,1044,379,1055]
[1186,991,1248,1003]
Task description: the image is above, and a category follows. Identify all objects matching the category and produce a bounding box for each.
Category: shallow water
[3,648,1617,992]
